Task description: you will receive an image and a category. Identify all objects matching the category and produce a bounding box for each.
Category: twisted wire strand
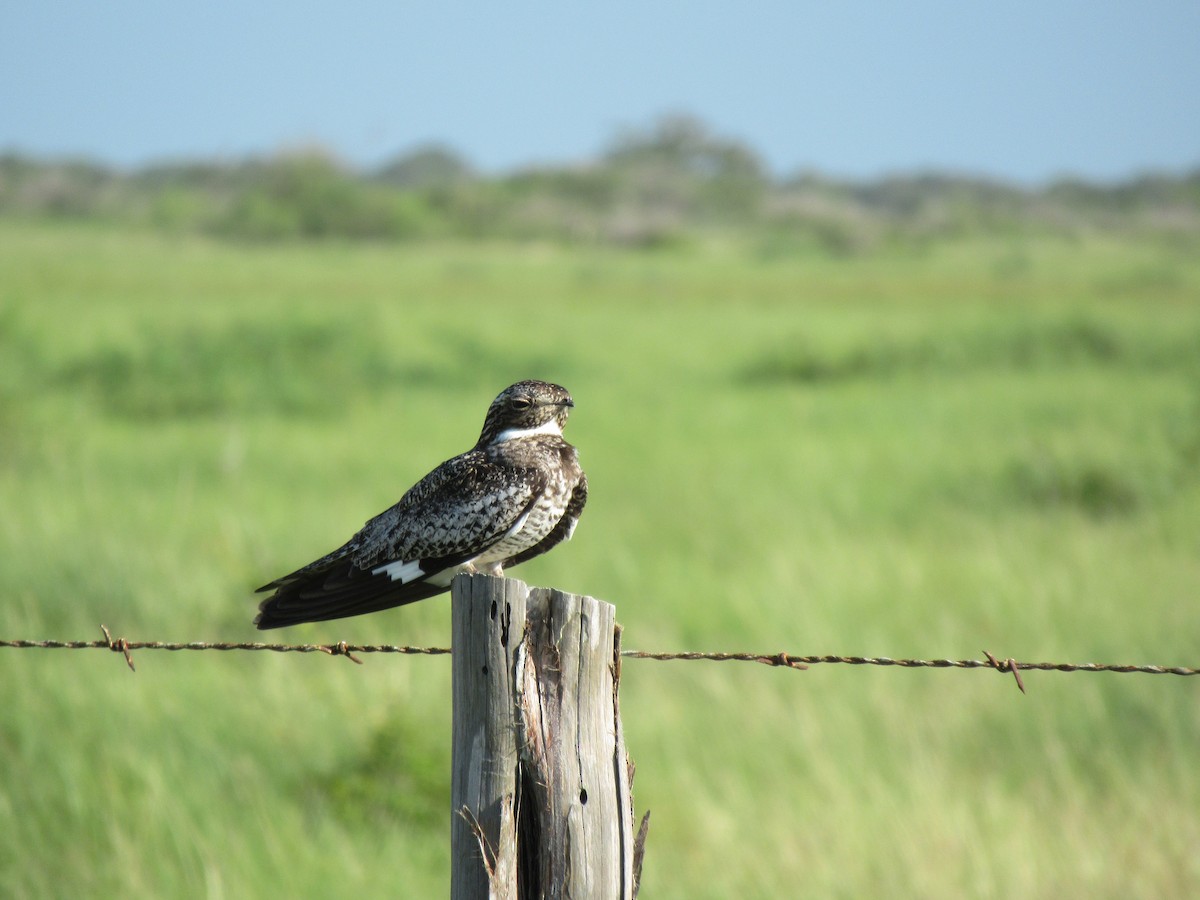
[1,629,1196,686]
[616,649,1200,676]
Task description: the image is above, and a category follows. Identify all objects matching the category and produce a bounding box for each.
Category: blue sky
[3,1,1198,183]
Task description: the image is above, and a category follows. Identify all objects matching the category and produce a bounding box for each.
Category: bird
[254,380,587,629]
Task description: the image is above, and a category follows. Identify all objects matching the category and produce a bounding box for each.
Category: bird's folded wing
[253,458,547,628]
[348,454,546,570]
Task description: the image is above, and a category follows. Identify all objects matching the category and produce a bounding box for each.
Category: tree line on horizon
[2,116,1197,251]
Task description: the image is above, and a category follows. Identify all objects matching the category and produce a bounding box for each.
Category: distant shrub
[373,144,473,188]
[209,152,432,241]
[2,119,1199,248]
[1003,455,1141,517]
[52,319,409,419]
[742,317,1194,386]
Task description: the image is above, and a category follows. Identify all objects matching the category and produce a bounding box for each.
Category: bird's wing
[502,472,588,569]
[253,452,545,628]
[349,451,546,570]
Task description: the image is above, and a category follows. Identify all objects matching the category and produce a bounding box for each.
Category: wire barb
[100,624,136,672]
[768,651,807,670]
[983,650,1026,694]
[320,640,364,665]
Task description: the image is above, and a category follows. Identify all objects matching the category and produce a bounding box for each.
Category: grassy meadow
[1,222,1198,898]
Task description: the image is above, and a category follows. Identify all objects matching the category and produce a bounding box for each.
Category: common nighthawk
[254,380,587,629]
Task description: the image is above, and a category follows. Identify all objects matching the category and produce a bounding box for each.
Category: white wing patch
[373,559,426,584]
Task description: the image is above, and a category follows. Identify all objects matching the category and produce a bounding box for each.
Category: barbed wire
[2,626,1197,693]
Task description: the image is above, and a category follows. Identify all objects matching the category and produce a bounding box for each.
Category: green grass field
[1,222,1198,898]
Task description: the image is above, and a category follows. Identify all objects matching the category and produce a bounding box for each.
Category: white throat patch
[494,418,563,442]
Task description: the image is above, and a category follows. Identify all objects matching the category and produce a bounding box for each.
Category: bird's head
[478,380,575,445]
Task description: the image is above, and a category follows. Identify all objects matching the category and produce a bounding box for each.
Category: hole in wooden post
[579,788,588,805]
[481,664,489,675]
[490,600,498,619]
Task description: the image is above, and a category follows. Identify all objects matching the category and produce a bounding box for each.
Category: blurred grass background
[1,212,1198,897]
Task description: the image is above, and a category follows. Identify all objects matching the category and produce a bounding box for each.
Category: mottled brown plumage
[254,381,587,629]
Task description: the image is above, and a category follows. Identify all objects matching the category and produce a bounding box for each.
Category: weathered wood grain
[450,575,642,900]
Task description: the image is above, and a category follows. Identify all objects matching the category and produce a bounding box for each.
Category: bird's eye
[511,397,532,410]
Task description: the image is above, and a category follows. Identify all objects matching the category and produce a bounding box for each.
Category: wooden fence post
[450,574,645,899]
[451,573,528,900]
